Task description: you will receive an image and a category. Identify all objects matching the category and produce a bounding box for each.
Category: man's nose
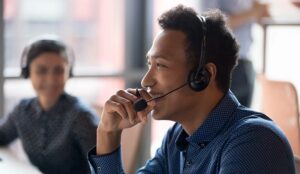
[141,68,156,89]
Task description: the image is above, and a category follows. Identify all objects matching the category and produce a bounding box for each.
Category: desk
[0,147,41,174]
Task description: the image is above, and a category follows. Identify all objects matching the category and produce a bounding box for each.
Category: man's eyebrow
[145,54,168,60]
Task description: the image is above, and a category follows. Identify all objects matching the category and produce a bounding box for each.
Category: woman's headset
[20,36,75,78]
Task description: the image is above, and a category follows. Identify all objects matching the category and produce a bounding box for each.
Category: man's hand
[96,88,155,155]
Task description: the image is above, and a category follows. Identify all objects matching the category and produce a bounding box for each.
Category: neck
[180,88,225,135]
[39,96,60,111]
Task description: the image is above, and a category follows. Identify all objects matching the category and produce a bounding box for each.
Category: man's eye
[157,63,166,68]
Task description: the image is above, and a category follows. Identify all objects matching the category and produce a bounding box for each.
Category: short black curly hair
[158,5,239,92]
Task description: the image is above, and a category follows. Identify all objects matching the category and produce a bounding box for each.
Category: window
[264,25,300,94]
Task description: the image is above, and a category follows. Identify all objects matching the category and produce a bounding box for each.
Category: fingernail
[136,88,141,97]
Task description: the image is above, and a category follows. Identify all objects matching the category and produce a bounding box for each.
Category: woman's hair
[20,37,74,78]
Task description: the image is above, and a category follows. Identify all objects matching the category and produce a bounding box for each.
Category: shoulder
[63,93,99,122]
[233,109,286,141]
[230,107,289,145]
[220,109,295,172]
[12,97,36,113]
[63,93,91,112]
[18,97,35,107]
[5,97,36,120]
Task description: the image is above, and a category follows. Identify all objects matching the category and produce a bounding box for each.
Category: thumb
[137,100,156,122]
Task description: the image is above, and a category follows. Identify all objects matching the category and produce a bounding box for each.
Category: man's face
[142,30,198,122]
[29,52,70,106]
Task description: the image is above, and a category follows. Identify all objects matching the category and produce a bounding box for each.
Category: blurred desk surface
[0,147,41,174]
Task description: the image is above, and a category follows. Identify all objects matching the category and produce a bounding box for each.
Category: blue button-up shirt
[89,91,295,173]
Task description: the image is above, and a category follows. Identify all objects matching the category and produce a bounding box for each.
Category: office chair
[258,75,300,156]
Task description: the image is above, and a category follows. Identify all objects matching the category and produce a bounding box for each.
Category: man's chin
[150,110,166,120]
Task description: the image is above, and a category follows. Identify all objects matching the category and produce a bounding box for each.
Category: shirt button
[186,160,192,166]
[200,143,206,148]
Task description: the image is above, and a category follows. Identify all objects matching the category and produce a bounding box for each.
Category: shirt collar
[31,92,67,118]
[176,90,239,151]
[32,98,43,117]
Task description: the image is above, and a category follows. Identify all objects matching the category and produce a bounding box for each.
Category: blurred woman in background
[0,36,99,174]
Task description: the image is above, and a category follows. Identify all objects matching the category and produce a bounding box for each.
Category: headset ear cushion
[21,67,29,79]
[188,67,211,91]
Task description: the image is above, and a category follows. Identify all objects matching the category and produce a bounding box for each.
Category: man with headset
[88,5,295,173]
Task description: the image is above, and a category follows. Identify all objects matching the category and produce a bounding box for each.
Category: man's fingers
[105,96,128,119]
[138,89,153,101]
[110,93,137,124]
[116,89,154,124]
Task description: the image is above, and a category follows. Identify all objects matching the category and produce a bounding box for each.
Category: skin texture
[96,30,224,155]
[29,52,70,111]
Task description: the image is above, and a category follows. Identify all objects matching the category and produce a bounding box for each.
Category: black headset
[188,16,211,92]
[20,38,75,79]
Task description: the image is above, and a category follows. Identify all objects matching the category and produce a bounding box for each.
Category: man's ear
[205,63,217,81]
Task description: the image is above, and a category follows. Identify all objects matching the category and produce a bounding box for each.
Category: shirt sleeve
[0,106,19,145]
[220,123,295,173]
[88,127,171,174]
[88,146,124,174]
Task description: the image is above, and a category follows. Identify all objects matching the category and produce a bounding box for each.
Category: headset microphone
[133,82,188,112]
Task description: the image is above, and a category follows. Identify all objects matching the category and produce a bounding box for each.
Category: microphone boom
[133,82,188,112]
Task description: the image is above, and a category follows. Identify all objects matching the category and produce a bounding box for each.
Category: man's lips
[148,93,166,102]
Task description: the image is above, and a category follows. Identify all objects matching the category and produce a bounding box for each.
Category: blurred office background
[0,0,300,172]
